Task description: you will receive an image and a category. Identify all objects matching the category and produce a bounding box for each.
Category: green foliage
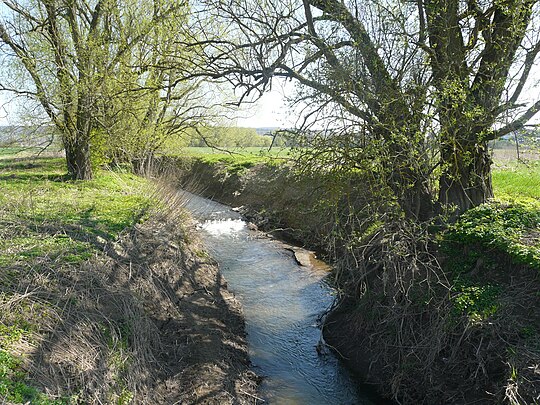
[90,128,110,168]
[116,388,134,405]
[440,196,540,322]
[451,281,500,321]
[444,199,540,269]
[0,324,31,350]
[197,154,264,174]
[0,350,65,404]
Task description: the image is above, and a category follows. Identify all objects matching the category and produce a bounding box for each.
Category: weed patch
[443,199,540,270]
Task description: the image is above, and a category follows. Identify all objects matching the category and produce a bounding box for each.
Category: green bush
[444,199,540,270]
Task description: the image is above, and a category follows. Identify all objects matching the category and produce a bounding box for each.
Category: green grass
[194,152,270,174]
[0,155,153,403]
[492,161,540,199]
[0,147,27,157]
[182,146,291,156]
[181,147,540,198]
[0,147,62,160]
[170,146,292,175]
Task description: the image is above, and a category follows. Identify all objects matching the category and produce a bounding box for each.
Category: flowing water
[181,191,376,405]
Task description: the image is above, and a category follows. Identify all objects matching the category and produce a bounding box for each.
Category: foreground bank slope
[169,153,540,405]
[0,154,258,404]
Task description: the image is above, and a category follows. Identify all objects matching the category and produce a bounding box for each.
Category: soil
[21,210,261,404]
[121,214,261,404]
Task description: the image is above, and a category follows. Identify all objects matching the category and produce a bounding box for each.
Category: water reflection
[200,218,246,236]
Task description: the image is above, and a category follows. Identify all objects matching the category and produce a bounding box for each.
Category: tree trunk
[131,152,155,176]
[65,136,93,180]
[438,140,493,217]
[399,179,435,222]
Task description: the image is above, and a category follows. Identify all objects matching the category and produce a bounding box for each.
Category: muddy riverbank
[180,190,380,404]
[10,202,259,403]
[120,211,260,404]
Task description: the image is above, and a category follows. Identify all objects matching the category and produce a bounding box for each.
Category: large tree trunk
[438,140,493,217]
[64,134,93,180]
[399,179,435,222]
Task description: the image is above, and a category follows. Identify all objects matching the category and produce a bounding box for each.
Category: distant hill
[254,127,279,136]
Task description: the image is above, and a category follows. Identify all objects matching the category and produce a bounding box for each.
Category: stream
[180,191,376,404]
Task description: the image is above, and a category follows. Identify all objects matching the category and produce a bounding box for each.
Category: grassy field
[172,146,292,175]
[0,151,153,403]
[183,146,289,155]
[492,159,540,199]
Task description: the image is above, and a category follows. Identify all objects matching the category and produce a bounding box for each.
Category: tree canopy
[189,0,540,219]
[1,0,540,220]
[0,0,202,178]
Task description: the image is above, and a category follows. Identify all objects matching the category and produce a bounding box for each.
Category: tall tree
[95,10,208,175]
[193,0,540,219]
[0,0,187,179]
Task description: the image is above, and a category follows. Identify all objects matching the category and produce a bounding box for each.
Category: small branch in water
[239,389,265,402]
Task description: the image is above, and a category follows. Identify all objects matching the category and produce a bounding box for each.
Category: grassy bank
[0,154,152,403]
[0,152,257,404]
[493,160,540,199]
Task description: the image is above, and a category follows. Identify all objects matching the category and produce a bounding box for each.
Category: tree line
[1,0,540,219]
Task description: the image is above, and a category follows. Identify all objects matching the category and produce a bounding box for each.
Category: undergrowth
[443,198,540,270]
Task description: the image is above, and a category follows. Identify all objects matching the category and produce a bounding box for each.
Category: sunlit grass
[0,156,153,403]
[492,161,540,199]
[182,146,291,156]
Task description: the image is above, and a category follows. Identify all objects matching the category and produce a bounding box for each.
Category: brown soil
[10,209,260,404]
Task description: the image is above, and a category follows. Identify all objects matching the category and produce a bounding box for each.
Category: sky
[236,83,294,128]
[0,93,11,125]
[0,87,291,129]
[236,92,285,128]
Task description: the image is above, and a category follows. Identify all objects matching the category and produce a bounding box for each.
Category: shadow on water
[180,190,390,405]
